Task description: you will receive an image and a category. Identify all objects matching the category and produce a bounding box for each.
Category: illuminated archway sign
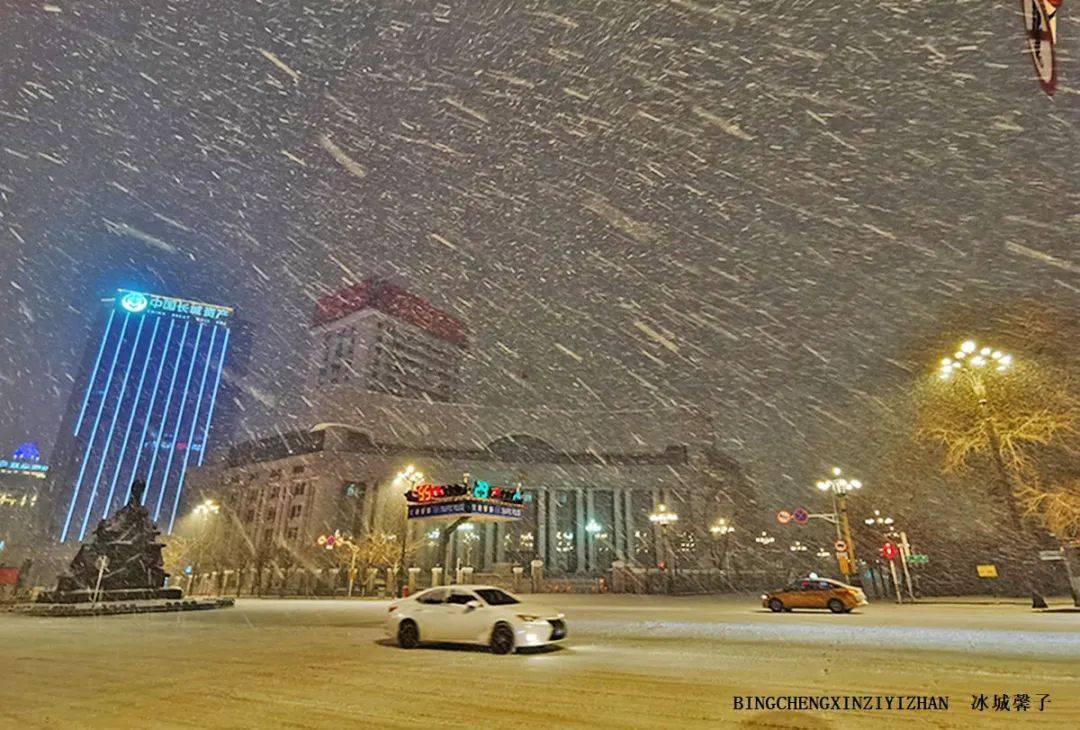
[405,480,528,522]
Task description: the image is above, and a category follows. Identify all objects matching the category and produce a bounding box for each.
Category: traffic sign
[905,554,930,565]
[833,539,847,553]
[881,542,898,561]
[792,508,810,525]
[1039,550,1064,562]
[976,564,998,578]
[776,510,792,525]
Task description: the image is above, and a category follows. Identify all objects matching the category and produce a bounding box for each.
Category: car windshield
[475,589,520,606]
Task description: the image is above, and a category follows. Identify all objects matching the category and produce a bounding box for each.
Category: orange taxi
[762,577,868,613]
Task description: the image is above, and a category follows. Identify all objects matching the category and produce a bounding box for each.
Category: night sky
[1,1,1077,517]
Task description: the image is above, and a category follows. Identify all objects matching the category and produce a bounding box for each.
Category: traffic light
[881,542,898,561]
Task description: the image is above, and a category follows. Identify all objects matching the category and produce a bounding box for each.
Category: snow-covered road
[2,595,1077,728]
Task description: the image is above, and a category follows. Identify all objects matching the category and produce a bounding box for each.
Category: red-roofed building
[312,279,467,402]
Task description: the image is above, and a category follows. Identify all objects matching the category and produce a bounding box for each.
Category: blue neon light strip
[197,327,230,467]
[108,317,161,510]
[154,322,204,521]
[128,319,176,504]
[93,315,150,520]
[167,326,218,533]
[60,313,130,542]
[78,316,146,538]
[73,309,115,436]
[143,320,190,511]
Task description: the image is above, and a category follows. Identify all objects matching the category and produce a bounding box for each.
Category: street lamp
[816,467,862,584]
[709,518,734,536]
[394,465,424,596]
[586,519,603,535]
[755,531,776,546]
[649,504,679,592]
[709,518,735,576]
[937,339,1024,527]
[192,499,220,516]
[864,509,894,527]
[789,541,808,553]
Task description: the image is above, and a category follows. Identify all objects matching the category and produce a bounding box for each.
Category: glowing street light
[815,467,862,584]
[649,504,679,593]
[585,519,603,535]
[939,339,1012,382]
[864,509,894,527]
[789,541,808,553]
[755,531,776,546]
[709,518,735,536]
[192,499,220,516]
[649,504,679,526]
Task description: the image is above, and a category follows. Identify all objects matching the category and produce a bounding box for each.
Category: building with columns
[185,393,751,578]
[182,279,752,581]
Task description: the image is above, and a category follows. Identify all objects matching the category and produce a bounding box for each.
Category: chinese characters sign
[116,289,232,323]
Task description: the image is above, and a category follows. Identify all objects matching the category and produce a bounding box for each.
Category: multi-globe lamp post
[816,467,862,585]
[709,518,735,573]
[394,465,425,595]
[937,339,1024,529]
[938,339,1049,609]
[649,504,679,593]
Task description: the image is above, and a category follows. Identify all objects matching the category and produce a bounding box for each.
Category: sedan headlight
[517,614,542,622]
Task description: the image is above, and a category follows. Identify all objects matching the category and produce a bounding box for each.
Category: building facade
[312,278,467,402]
[0,442,50,565]
[186,394,751,577]
[47,289,235,543]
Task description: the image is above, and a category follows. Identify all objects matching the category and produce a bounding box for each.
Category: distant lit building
[312,278,467,402]
[48,289,234,542]
[0,442,50,563]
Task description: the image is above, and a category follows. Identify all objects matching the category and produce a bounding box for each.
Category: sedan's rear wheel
[397,620,420,649]
[768,598,784,613]
[827,598,845,614]
[490,622,515,655]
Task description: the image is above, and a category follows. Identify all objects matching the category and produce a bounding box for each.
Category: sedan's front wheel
[490,622,515,655]
[397,620,420,649]
[768,598,784,613]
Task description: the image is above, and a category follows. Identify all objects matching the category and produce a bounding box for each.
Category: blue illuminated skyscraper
[49,289,234,541]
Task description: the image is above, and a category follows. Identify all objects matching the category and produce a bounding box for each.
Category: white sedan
[387,585,567,654]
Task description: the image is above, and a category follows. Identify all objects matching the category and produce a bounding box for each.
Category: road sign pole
[838,494,859,586]
[888,558,902,604]
[898,531,915,602]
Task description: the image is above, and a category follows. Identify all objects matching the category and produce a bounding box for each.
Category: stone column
[575,487,586,574]
[494,522,506,564]
[483,523,495,570]
[624,489,635,562]
[536,487,548,565]
[652,488,663,564]
[613,488,625,560]
[585,489,597,572]
[547,489,559,573]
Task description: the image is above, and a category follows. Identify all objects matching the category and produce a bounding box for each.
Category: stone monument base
[22,596,234,617]
[36,587,184,604]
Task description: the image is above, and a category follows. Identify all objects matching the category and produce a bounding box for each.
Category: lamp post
[649,504,679,593]
[939,340,1049,608]
[395,465,424,596]
[816,467,862,585]
[709,518,735,575]
[938,341,1024,528]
